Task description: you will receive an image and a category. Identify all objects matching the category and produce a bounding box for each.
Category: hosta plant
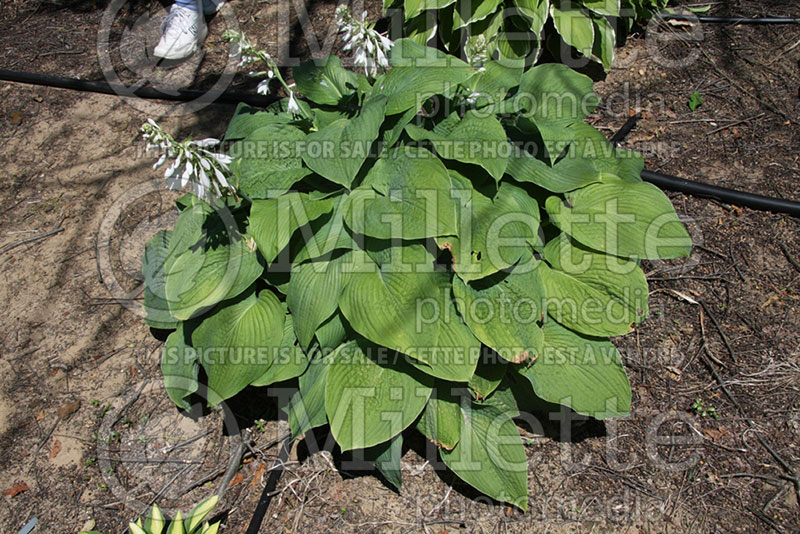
[80,497,219,534]
[388,0,669,69]
[143,39,690,510]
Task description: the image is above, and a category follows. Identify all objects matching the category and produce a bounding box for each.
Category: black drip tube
[660,14,800,24]
[0,68,278,107]
[611,114,800,217]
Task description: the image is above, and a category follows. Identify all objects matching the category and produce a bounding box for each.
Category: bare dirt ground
[0,0,799,533]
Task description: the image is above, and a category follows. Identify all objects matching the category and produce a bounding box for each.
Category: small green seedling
[692,398,718,419]
[688,91,703,111]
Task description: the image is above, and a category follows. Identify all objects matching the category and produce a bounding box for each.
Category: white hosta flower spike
[335,5,392,77]
[141,120,236,201]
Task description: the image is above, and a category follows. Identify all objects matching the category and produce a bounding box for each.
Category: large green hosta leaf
[343,147,459,240]
[550,3,595,60]
[286,349,334,439]
[545,181,692,259]
[441,403,528,511]
[142,230,178,329]
[161,323,199,411]
[250,311,310,387]
[437,175,540,282]
[453,257,546,363]
[405,0,456,20]
[417,382,463,450]
[293,55,359,106]
[230,124,310,199]
[405,111,510,182]
[301,96,387,188]
[286,251,354,349]
[520,319,631,417]
[453,0,503,30]
[325,341,433,450]
[505,149,601,193]
[339,243,481,382]
[366,434,404,489]
[584,0,620,17]
[223,103,292,142]
[291,195,358,264]
[164,231,263,321]
[380,39,474,114]
[191,289,285,403]
[540,233,648,336]
[249,193,334,264]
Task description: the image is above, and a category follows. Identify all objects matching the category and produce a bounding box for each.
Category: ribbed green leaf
[302,96,387,188]
[230,124,309,199]
[453,257,546,362]
[164,232,263,321]
[249,193,334,264]
[551,4,595,59]
[584,0,620,17]
[519,62,597,122]
[505,149,600,193]
[441,403,528,511]
[417,382,463,450]
[453,0,502,29]
[545,181,692,259]
[343,147,459,240]
[143,230,178,329]
[381,39,474,114]
[405,0,456,20]
[339,243,481,381]
[437,175,540,281]
[293,55,359,106]
[191,289,285,403]
[250,311,310,387]
[286,251,354,349]
[286,349,335,438]
[325,341,433,450]
[291,195,357,264]
[223,103,291,142]
[161,323,199,411]
[365,434,404,489]
[520,319,631,417]
[405,111,510,182]
[540,233,648,336]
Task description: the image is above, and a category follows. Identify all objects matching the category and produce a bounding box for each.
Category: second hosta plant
[143,39,690,510]
[391,0,670,70]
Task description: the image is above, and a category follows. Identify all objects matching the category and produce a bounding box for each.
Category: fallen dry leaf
[229,472,244,487]
[3,481,29,497]
[57,400,80,420]
[50,439,62,459]
[249,463,266,491]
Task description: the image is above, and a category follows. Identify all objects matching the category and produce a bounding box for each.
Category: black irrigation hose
[245,434,291,534]
[611,115,800,217]
[660,14,800,24]
[0,68,278,107]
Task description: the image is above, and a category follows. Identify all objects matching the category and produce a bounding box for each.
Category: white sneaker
[153,5,208,60]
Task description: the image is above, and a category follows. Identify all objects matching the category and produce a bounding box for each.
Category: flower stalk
[335,5,393,78]
[141,119,236,201]
[222,30,309,119]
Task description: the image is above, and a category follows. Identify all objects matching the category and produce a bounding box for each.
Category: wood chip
[3,481,29,497]
[49,439,62,459]
[57,400,80,420]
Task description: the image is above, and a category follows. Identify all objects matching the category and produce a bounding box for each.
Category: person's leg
[201,0,224,15]
[153,0,208,60]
